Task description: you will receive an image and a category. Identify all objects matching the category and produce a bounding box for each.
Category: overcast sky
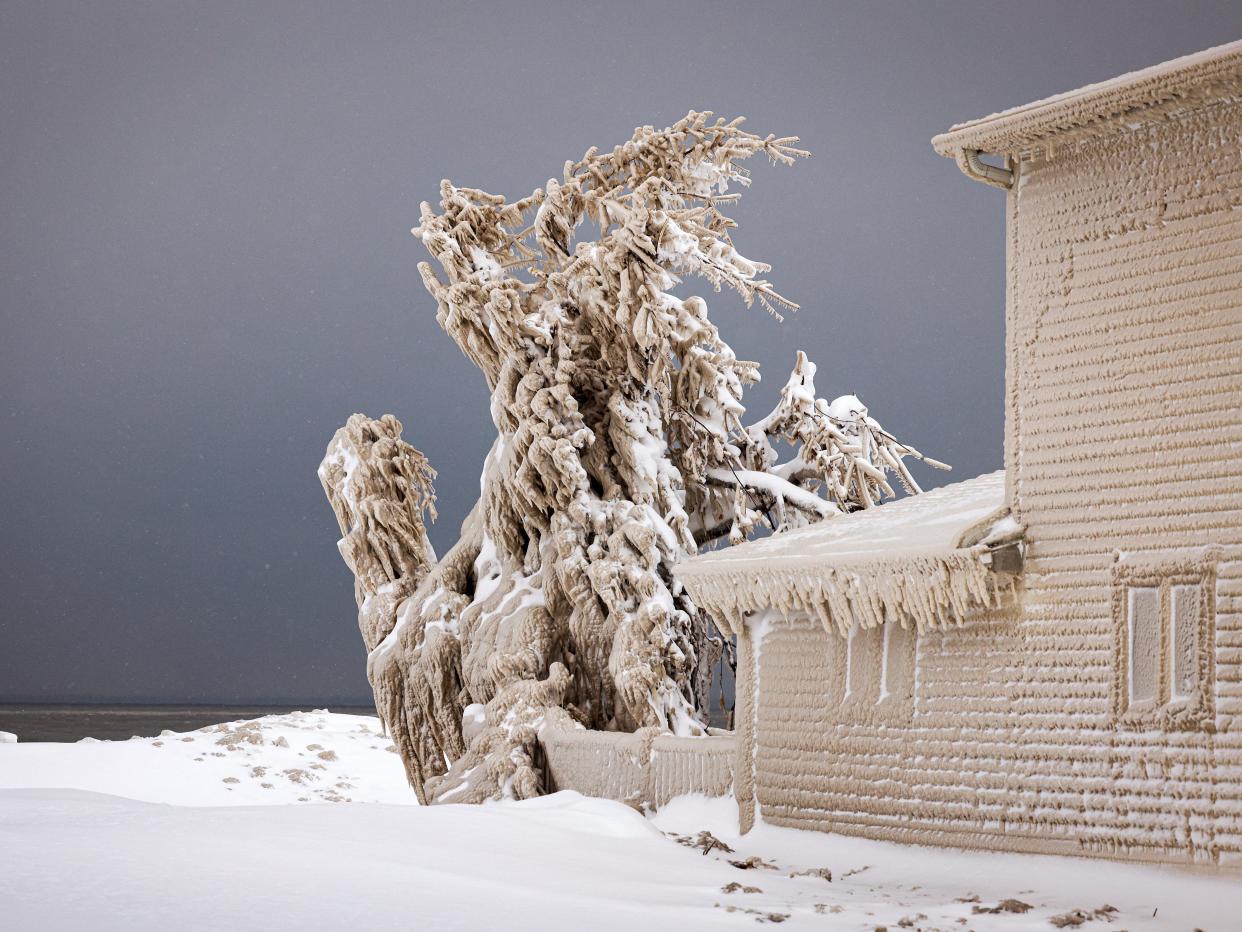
[2,1,1239,704]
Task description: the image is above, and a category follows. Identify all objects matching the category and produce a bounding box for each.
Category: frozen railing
[540,724,736,808]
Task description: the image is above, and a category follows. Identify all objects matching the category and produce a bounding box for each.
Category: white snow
[686,469,1007,571]
[0,730,16,743]
[468,244,504,280]
[825,392,867,422]
[2,713,1238,930]
[0,710,413,806]
[706,467,836,520]
[985,514,1022,540]
[650,794,1241,931]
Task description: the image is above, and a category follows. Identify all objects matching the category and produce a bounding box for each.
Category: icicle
[682,549,1013,639]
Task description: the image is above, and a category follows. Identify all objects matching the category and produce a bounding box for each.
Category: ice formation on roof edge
[679,471,1023,638]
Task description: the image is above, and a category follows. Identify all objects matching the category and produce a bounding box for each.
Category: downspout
[955,149,1014,190]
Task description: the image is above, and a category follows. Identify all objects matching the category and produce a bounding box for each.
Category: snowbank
[1,789,742,931]
[2,715,1238,930]
[0,710,412,805]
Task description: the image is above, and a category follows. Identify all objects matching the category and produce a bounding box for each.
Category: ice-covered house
[676,40,1242,866]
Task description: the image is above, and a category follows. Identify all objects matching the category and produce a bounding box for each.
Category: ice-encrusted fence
[540,726,736,808]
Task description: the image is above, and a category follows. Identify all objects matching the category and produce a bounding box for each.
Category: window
[844,620,878,700]
[1126,586,1160,705]
[838,618,915,721]
[1114,556,1215,729]
[880,621,915,704]
[1170,585,1200,702]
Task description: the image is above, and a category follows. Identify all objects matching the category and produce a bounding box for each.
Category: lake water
[1,696,732,741]
[0,704,377,742]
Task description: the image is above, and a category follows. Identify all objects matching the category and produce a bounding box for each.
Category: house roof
[676,471,1016,637]
[932,39,1242,159]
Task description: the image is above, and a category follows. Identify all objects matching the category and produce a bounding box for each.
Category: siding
[747,99,1242,866]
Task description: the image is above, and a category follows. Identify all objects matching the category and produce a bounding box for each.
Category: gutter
[955,149,1014,190]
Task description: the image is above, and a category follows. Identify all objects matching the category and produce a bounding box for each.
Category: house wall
[743,97,1242,865]
[1006,94,1242,864]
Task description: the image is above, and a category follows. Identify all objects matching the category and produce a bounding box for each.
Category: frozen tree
[320,112,946,804]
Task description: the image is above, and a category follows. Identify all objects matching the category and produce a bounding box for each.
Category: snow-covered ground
[1,712,1238,930]
[0,710,412,805]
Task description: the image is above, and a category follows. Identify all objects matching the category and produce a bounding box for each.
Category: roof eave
[932,38,1242,160]
[679,544,1020,639]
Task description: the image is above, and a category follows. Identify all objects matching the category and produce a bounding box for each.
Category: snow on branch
[742,351,949,518]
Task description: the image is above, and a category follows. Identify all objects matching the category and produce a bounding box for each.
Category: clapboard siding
[744,95,1242,865]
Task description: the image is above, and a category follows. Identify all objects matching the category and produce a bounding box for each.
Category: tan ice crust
[933,39,1242,158]
[678,471,1014,636]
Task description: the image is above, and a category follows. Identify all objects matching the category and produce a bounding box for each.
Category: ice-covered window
[1170,584,1201,702]
[879,622,895,701]
[844,620,880,701]
[1126,586,1160,705]
[839,618,914,718]
[1114,559,1215,729]
[881,621,914,706]
[842,621,855,698]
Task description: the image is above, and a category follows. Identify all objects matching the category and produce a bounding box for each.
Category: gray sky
[3,1,1238,704]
